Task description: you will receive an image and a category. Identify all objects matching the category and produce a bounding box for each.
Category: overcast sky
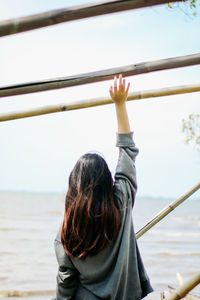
[0,0,200,198]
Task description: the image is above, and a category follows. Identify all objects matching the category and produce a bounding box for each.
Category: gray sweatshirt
[54,132,153,300]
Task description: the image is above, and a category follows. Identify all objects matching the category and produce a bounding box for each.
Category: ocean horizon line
[0,189,199,201]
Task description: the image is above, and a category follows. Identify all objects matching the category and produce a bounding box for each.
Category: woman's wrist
[115,102,131,133]
[115,101,126,108]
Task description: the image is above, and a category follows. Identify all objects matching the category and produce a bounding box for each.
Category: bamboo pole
[1,53,200,98]
[0,0,182,38]
[0,83,200,122]
[136,181,200,239]
[166,273,200,300]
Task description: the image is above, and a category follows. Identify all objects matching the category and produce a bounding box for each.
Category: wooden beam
[166,273,200,300]
[0,83,200,122]
[136,181,200,239]
[1,53,200,98]
[0,0,182,37]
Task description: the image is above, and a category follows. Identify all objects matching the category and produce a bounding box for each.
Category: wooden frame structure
[166,273,200,300]
[136,181,200,239]
[0,53,200,98]
[0,82,200,122]
[0,0,182,37]
[0,1,200,297]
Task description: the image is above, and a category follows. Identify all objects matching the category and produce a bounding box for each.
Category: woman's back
[61,152,120,260]
[54,76,153,300]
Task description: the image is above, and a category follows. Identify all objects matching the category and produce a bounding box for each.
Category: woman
[54,75,153,300]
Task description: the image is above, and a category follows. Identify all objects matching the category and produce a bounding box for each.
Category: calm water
[0,191,199,299]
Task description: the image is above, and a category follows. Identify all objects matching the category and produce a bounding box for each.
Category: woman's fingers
[109,86,113,98]
[126,82,130,95]
[114,76,118,94]
[118,75,125,92]
[119,74,123,89]
[123,78,125,88]
[119,75,128,92]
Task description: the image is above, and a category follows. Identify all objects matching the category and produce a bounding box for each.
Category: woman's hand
[109,75,131,133]
[109,74,130,105]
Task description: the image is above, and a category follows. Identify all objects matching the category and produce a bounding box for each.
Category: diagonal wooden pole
[0,0,182,38]
[136,181,200,239]
[0,83,200,122]
[1,53,200,98]
[166,273,200,300]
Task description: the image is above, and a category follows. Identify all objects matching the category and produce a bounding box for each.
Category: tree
[168,1,200,152]
[168,0,200,16]
[182,113,200,152]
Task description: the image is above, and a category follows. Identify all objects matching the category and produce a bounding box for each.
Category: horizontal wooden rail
[136,181,200,239]
[0,0,182,38]
[1,53,200,98]
[166,272,200,300]
[0,83,200,122]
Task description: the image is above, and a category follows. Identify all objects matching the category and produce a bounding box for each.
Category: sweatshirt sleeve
[114,132,139,207]
[54,236,78,300]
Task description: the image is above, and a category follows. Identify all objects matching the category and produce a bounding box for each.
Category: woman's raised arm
[109,74,131,133]
[110,75,139,206]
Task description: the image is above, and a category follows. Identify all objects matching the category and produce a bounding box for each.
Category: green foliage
[167,2,173,8]
[168,0,199,16]
[188,0,198,15]
[182,113,200,152]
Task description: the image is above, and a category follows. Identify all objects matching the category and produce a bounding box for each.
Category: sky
[0,0,200,198]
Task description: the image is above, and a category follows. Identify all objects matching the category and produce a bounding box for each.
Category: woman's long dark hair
[61,153,121,259]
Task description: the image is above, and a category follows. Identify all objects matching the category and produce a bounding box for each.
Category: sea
[0,191,199,299]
